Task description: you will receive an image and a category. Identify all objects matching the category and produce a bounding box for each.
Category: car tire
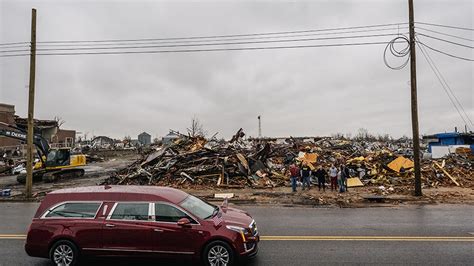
[203,240,234,266]
[49,240,78,266]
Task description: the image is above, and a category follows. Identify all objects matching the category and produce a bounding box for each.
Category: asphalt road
[0,203,473,265]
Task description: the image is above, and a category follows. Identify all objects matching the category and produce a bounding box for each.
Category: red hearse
[25,186,259,266]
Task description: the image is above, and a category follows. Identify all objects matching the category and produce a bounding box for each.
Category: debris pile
[104,130,290,188]
[103,130,473,190]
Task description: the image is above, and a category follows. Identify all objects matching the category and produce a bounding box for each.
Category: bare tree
[376,134,392,142]
[54,116,66,127]
[331,133,345,139]
[355,128,373,140]
[187,117,207,137]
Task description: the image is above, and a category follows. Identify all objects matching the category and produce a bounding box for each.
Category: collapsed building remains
[104,129,473,191]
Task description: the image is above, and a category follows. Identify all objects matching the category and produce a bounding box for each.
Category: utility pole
[257,115,262,138]
[408,0,422,196]
[26,8,37,198]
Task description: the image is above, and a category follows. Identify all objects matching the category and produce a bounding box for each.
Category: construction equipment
[0,122,86,183]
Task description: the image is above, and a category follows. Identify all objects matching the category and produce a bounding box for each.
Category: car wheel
[203,240,234,266]
[49,240,78,266]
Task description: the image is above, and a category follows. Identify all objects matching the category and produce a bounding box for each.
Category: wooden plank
[434,161,460,186]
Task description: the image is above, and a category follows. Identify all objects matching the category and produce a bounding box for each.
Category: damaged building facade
[0,103,77,154]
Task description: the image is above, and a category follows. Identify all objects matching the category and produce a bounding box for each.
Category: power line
[415,26,474,42]
[36,22,408,44]
[1,23,408,50]
[383,36,410,70]
[0,41,29,47]
[415,37,472,128]
[416,41,474,61]
[417,37,473,127]
[0,49,30,53]
[0,40,404,58]
[28,33,404,53]
[415,21,474,31]
[416,33,474,49]
[35,27,408,48]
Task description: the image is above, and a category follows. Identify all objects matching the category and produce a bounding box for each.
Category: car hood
[220,207,253,227]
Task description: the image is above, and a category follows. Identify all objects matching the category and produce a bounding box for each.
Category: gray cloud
[1,0,473,140]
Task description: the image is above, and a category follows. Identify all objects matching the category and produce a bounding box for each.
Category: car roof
[49,185,189,203]
[34,185,190,218]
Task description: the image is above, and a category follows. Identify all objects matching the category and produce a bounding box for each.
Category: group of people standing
[289,161,350,193]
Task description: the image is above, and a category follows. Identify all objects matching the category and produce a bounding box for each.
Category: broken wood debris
[102,129,473,190]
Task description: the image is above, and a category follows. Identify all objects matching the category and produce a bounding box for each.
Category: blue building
[423,132,474,153]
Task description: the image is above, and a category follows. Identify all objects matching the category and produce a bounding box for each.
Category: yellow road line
[262,236,474,239]
[261,236,474,242]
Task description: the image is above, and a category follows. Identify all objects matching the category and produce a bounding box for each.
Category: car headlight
[226,225,250,242]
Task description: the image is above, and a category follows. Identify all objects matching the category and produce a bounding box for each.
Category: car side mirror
[177,218,191,227]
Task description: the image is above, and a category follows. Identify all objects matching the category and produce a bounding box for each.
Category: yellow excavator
[0,122,86,183]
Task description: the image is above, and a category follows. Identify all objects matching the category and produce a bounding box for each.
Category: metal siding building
[138,132,151,146]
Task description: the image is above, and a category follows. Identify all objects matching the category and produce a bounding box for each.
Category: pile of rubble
[104,129,473,190]
[104,129,290,188]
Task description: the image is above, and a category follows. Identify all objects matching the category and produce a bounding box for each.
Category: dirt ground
[188,185,474,207]
[1,156,472,208]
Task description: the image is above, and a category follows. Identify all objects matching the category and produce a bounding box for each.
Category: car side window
[110,203,150,221]
[45,202,101,218]
[155,203,192,223]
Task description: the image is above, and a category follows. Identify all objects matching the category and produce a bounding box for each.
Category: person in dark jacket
[300,162,312,190]
[314,165,328,191]
[341,164,350,192]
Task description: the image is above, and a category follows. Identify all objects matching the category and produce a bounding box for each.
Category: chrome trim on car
[40,201,103,220]
[249,219,258,236]
[105,202,118,220]
[82,247,194,255]
[102,204,108,216]
[243,242,256,253]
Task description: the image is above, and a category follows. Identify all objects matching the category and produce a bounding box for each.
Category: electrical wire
[415,26,474,42]
[383,35,410,70]
[415,36,473,128]
[416,41,474,61]
[417,35,473,127]
[35,27,409,48]
[36,22,408,44]
[0,41,29,46]
[416,33,474,49]
[28,33,405,52]
[0,49,30,53]
[1,23,408,52]
[415,22,474,31]
[0,40,405,58]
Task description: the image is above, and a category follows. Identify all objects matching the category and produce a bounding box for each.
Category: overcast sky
[1,0,473,140]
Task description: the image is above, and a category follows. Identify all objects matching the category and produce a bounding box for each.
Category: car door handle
[105,224,115,228]
[154,229,163,232]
